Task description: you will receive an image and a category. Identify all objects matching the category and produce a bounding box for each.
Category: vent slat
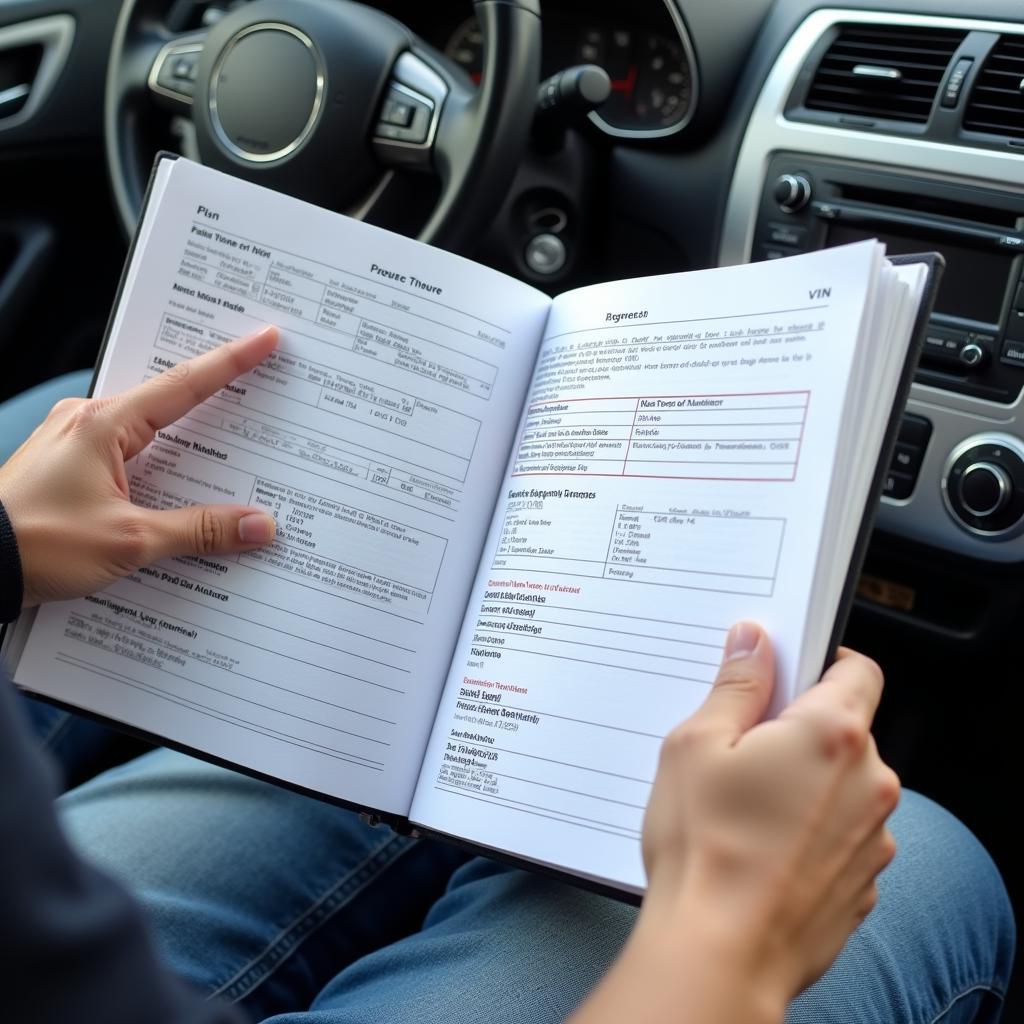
[964,35,1024,139]
[805,23,964,124]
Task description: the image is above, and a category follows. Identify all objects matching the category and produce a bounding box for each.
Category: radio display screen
[825,223,1012,325]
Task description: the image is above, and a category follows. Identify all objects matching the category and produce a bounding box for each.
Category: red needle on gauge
[610,65,637,99]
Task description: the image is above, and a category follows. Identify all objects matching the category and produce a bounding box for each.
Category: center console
[721,8,1024,561]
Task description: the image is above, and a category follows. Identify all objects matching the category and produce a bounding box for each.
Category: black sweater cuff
[0,498,24,623]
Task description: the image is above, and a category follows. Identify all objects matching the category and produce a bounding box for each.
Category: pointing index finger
[112,326,279,458]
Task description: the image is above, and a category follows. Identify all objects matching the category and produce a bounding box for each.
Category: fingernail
[239,512,276,544]
[724,621,761,662]
[247,325,278,342]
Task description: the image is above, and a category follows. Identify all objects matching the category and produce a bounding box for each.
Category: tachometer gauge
[444,17,483,83]
[593,30,695,136]
[634,35,692,127]
[442,14,697,140]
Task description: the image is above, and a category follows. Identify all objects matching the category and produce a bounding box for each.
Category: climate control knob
[943,434,1024,538]
[958,462,1011,517]
[772,174,812,214]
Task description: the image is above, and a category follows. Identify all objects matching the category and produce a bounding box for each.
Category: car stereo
[751,154,1024,405]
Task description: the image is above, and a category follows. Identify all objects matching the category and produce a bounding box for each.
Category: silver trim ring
[959,462,1010,517]
[209,23,325,164]
[148,37,204,106]
[941,433,1024,540]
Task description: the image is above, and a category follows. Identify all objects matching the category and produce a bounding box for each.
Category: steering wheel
[104,0,541,254]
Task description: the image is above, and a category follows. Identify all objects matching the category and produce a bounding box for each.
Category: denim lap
[60,749,1014,1024]
[58,748,467,1020]
[260,791,1013,1024]
[0,368,93,463]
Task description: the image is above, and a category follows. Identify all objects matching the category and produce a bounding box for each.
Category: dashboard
[717,7,1024,568]
[377,0,699,138]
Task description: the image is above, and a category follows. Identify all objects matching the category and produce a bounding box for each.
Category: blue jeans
[0,368,94,464]
[56,748,1014,1024]
[4,373,1017,1022]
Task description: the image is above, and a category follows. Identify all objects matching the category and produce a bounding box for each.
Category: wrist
[626,880,792,1023]
[0,495,25,623]
[571,888,788,1024]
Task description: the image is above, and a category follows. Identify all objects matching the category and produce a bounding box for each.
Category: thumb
[688,622,775,744]
[140,504,277,561]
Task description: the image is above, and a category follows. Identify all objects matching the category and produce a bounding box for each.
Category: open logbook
[3,156,939,897]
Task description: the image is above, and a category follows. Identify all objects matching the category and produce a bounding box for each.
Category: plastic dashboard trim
[719,7,1024,564]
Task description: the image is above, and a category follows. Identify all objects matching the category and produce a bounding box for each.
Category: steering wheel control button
[210,24,325,163]
[151,40,205,104]
[374,85,433,145]
[372,55,448,168]
[959,463,1011,518]
[381,98,414,128]
[772,173,812,214]
[943,435,1024,539]
[525,233,567,276]
[173,57,199,82]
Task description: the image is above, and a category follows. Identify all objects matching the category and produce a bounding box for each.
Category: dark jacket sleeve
[0,671,244,1024]
[0,496,24,623]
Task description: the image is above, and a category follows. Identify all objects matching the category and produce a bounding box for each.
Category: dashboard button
[1000,337,1024,368]
[810,201,840,220]
[892,442,923,475]
[767,222,807,247]
[758,244,800,261]
[1007,310,1024,340]
[943,436,1024,538]
[883,470,915,500]
[524,233,567,276]
[959,462,1011,518]
[899,414,932,447]
[772,174,811,214]
[958,342,986,368]
[941,57,973,108]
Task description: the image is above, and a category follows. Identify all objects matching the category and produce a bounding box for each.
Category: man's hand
[571,624,899,1024]
[641,624,899,1006]
[0,326,281,607]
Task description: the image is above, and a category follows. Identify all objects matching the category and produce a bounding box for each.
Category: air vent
[963,35,1024,140]
[805,24,965,124]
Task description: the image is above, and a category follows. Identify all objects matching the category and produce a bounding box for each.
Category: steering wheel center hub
[187,0,413,209]
[210,24,324,162]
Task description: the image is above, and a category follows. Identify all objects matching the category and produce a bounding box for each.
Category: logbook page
[411,241,886,890]
[10,157,551,814]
